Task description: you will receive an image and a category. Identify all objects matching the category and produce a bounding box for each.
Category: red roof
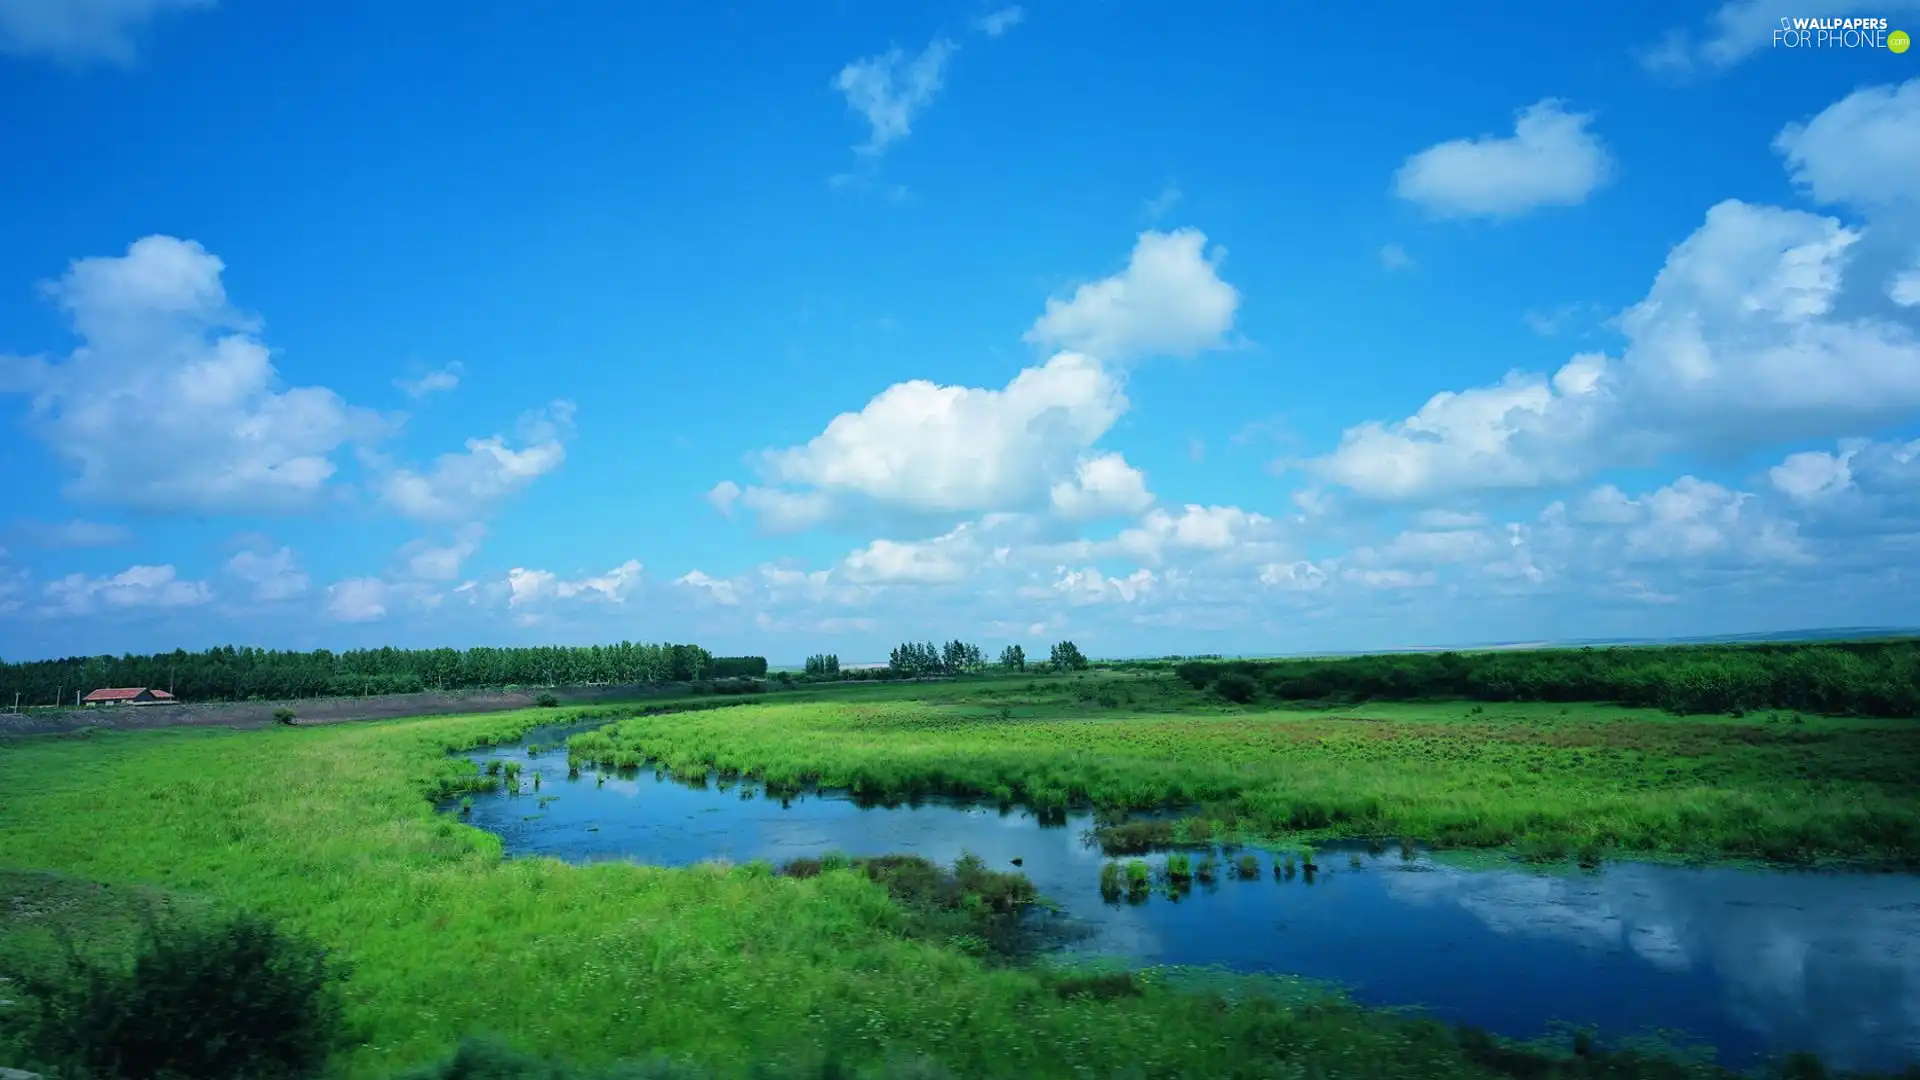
[150,689,175,699]
[82,687,152,702]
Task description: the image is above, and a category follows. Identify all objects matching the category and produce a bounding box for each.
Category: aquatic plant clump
[775,851,1042,958]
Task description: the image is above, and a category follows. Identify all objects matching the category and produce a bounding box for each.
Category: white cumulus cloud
[1393,99,1614,219]
[378,401,575,522]
[1024,229,1240,362]
[730,351,1125,525]
[506,559,643,607]
[1312,81,1920,505]
[44,563,211,615]
[1048,452,1154,519]
[0,236,387,514]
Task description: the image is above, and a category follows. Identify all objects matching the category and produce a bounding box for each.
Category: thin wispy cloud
[1142,186,1183,222]
[832,38,955,157]
[975,6,1024,37]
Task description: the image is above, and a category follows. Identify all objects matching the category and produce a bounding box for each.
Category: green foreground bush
[4,908,349,1079]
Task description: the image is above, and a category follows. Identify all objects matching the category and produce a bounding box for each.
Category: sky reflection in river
[457,738,1920,1072]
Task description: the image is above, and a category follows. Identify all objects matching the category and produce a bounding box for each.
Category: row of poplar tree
[883,639,1088,676]
[0,642,767,706]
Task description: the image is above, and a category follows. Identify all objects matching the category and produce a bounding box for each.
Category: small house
[81,687,178,707]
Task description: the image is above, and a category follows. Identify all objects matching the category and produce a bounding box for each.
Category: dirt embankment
[0,684,686,738]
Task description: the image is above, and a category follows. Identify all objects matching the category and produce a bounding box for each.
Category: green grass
[1,680,1916,1078]
[563,672,1920,867]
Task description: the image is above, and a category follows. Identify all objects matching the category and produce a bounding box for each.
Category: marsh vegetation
[0,638,1916,1078]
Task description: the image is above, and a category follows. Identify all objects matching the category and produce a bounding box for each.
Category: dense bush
[1213,672,1260,704]
[6,909,350,1080]
[706,656,768,679]
[1166,639,1920,717]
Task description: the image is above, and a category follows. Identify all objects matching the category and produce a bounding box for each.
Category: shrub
[273,707,297,725]
[9,908,350,1080]
[534,692,559,708]
[1214,672,1259,704]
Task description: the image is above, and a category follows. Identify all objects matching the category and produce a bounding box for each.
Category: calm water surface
[453,732,1920,1073]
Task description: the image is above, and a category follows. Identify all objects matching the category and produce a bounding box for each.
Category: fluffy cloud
[728,351,1125,526]
[0,0,211,64]
[1043,566,1155,606]
[9,519,131,548]
[1314,81,1920,503]
[1892,265,1920,308]
[1112,504,1280,563]
[1774,78,1920,211]
[43,563,211,615]
[223,545,309,602]
[833,37,953,155]
[706,480,743,517]
[718,231,1243,532]
[1,236,387,514]
[1392,100,1613,219]
[378,401,575,522]
[1024,230,1240,362]
[506,559,643,608]
[841,526,977,585]
[1308,359,1610,500]
[675,569,740,605]
[394,361,462,399]
[1048,452,1154,519]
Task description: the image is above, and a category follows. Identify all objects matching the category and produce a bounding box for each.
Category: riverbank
[3,687,1916,1077]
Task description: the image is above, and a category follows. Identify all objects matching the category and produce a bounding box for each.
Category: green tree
[999,644,1025,671]
[1050,640,1089,671]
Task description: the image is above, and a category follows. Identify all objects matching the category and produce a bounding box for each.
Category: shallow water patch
[449,736,1920,1073]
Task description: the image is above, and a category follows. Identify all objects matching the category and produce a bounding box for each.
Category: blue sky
[1,0,1917,663]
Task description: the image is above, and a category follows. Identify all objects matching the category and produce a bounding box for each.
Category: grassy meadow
[568,670,1920,867]
[1,658,1917,1078]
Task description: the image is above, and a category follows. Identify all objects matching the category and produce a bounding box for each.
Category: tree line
[0,642,766,706]
[1157,638,1920,717]
[881,639,1086,677]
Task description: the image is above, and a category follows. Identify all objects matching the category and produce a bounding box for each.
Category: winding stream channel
[450,729,1920,1073]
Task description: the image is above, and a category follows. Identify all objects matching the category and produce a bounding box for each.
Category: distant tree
[1050,640,1089,671]
[999,644,1026,671]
